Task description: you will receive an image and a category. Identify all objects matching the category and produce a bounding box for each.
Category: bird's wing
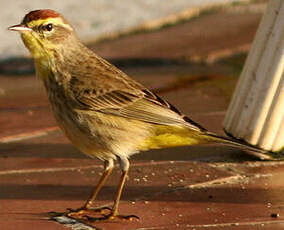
[71,82,205,132]
[68,54,206,132]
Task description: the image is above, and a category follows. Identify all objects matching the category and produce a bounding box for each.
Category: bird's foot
[85,212,140,222]
[49,206,139,222]
[66,206,112,219]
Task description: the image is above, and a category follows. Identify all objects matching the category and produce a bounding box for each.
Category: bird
[8,9,270,221]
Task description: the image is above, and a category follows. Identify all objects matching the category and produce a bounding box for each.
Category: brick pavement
[2,3,284,230]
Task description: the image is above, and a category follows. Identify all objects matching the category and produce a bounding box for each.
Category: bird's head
[9,9,76,59]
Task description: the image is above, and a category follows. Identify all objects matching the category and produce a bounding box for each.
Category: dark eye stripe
[31,25,40,32]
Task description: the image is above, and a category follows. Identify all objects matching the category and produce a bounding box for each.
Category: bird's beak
[8,24,32,32]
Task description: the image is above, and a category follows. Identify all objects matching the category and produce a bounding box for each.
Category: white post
[223,0,284,153]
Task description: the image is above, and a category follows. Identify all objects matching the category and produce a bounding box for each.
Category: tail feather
[203,131,273,160]
[140,124,274,160]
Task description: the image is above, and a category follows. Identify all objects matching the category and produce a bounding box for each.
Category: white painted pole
[223,0,284,153]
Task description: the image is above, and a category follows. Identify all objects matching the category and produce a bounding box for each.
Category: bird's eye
[44,23,53,32]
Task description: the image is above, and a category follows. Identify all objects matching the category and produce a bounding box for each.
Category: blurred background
[0,0,264,59]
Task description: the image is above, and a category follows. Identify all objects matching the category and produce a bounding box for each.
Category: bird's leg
[84,160,114,211]
[105,168,139,220]
[67,159,114,219]
[112,169,128,216]
[87,157,139,222]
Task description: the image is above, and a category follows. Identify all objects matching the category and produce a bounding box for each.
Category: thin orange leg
[66,157,139,222]
[111,170,128,216]
[89,157,139,221]
[84,164,113,209]
[67,160,114,218]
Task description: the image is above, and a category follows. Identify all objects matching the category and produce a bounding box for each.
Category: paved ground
[2,2,284,230]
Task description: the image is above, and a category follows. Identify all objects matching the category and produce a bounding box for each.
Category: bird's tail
[140,125,275,160]
[203,131,273,160]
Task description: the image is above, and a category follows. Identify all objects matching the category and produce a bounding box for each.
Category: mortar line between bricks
[0,126,59,143]
[185,219,284,228]
[186,174,245,188]
[136,172,274,202]
[0,160,188,175]
[0,165,101,175]
[134,219,284,230]
[137,174,245,201]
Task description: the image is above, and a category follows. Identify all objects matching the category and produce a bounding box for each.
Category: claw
[48,211,64,218]
[116,214,140,221]
[66,208,77,212]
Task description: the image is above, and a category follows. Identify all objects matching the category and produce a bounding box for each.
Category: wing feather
[72,85,204,132]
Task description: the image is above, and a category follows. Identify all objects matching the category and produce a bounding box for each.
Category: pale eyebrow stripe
[28,17,73,31]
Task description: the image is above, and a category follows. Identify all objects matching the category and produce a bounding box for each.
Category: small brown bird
[9,9,269,221]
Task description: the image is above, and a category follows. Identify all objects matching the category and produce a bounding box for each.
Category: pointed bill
[8,24,32,32]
